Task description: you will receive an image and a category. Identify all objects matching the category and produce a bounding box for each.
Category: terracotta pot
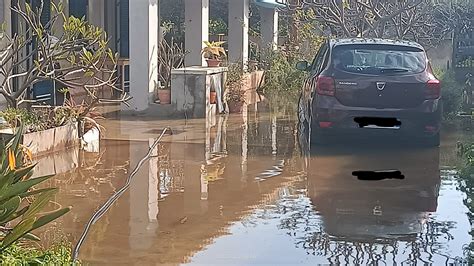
[228,101,244,114]
[206,59,221,67]
[210,91,217,104]
[158,89,171,104]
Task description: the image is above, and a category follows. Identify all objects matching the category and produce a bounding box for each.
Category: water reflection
[35,112,471,264]
[301,146,447,264]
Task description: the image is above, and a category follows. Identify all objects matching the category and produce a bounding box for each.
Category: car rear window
[332,44,427,75]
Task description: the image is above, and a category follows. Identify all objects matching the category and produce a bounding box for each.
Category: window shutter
[31,0,54,104]
[40,0,51,26]
[69,0,88,20]
[31,0,51,26]
[119,0,130,57]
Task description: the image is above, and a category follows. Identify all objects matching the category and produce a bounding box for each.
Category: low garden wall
[23,122,80,156]
[242,70,265,106]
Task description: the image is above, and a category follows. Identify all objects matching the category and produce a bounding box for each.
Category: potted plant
[157,83,171,105]
[225,63,246,113]
[201,41,226,67]
[210,88,217,104]
[157,39,186,104]
[226,87,246,113]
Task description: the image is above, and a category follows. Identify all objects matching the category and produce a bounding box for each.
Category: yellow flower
[20,145,32,162]
[8,149,16,170]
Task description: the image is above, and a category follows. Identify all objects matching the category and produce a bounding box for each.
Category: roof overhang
[254,0,287,9]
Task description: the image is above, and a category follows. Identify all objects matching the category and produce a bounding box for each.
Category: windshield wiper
[379,68,409,73]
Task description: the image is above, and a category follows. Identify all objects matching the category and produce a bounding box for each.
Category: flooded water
[36,112,473,265]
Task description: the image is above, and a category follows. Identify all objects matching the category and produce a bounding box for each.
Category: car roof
[329,38,424,50]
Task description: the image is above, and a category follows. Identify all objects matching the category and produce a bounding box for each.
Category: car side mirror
[296,61,310,71]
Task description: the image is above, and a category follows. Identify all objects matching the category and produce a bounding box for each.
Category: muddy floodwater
[36,112,472,265]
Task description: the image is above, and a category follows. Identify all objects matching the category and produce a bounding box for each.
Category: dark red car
[297,38,442,147]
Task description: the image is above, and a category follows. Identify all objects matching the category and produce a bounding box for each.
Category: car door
[304,43,329,117]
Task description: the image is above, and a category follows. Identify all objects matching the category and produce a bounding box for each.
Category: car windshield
[332,44,427,74]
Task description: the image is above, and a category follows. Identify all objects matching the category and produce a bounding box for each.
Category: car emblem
[376,82,386,91]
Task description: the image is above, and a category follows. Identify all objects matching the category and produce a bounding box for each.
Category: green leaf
[0,217,35,250]
[23,189,57,219]
[0,196,21,224]
[23,232,41,242]
[0,172,16,192]
[9,124,24,155]
[85,70,94,77]
[0,175,52,203]
[31,207,70,230]
[11,164,36,183]
[25,3,32,15]
[20,187,58,198]
[1,206,28,224]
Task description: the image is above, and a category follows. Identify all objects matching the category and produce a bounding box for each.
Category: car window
[310,44,328,74]
[332,44,426,75]
[320,48,330,72]
[309,48,321,71]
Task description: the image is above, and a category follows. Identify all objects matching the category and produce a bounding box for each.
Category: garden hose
[72,127,172,262]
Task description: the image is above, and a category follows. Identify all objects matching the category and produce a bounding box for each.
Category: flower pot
[206,59,222,67]
[210,91,217,104]
[228,101,244,114]
[158,89,171,104]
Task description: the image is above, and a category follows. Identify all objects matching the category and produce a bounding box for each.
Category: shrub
[0,99,103,134]
[0,109,40,131]
[225,64,246,103]
[209,18,227,35]
[258,49,308,115]
[0,107,74,133]
[260,50,306,97]
[0,125,70,252]
[434,68,463,118]
[0,243,74,265]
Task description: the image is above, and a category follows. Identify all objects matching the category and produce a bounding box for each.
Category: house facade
[0,0,281,111]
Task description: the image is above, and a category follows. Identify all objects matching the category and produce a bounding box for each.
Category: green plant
[209,18,228,35]
[158,38,186,91]
[292,9,327,60]
[456,57,474,68]
[226,87,246,104]
[0,108,39,130]
[0,106,78,133]
[260,50,306,97]
[201,41,226,60]
[225,64,246,103]
[0,125,70,251]
[433,68,463,118]
[0,3,129,109]
[0,242,74,264]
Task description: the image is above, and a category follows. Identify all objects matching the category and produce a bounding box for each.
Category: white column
[228,0,249,67]
[148,138,159,222]
[184,0,209,67]
[272,115,277,156]
[127,0,159,111]
[129,141,157,251]
[241,104,248,179]
[88,0,105,29]
[260,7,278,50]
